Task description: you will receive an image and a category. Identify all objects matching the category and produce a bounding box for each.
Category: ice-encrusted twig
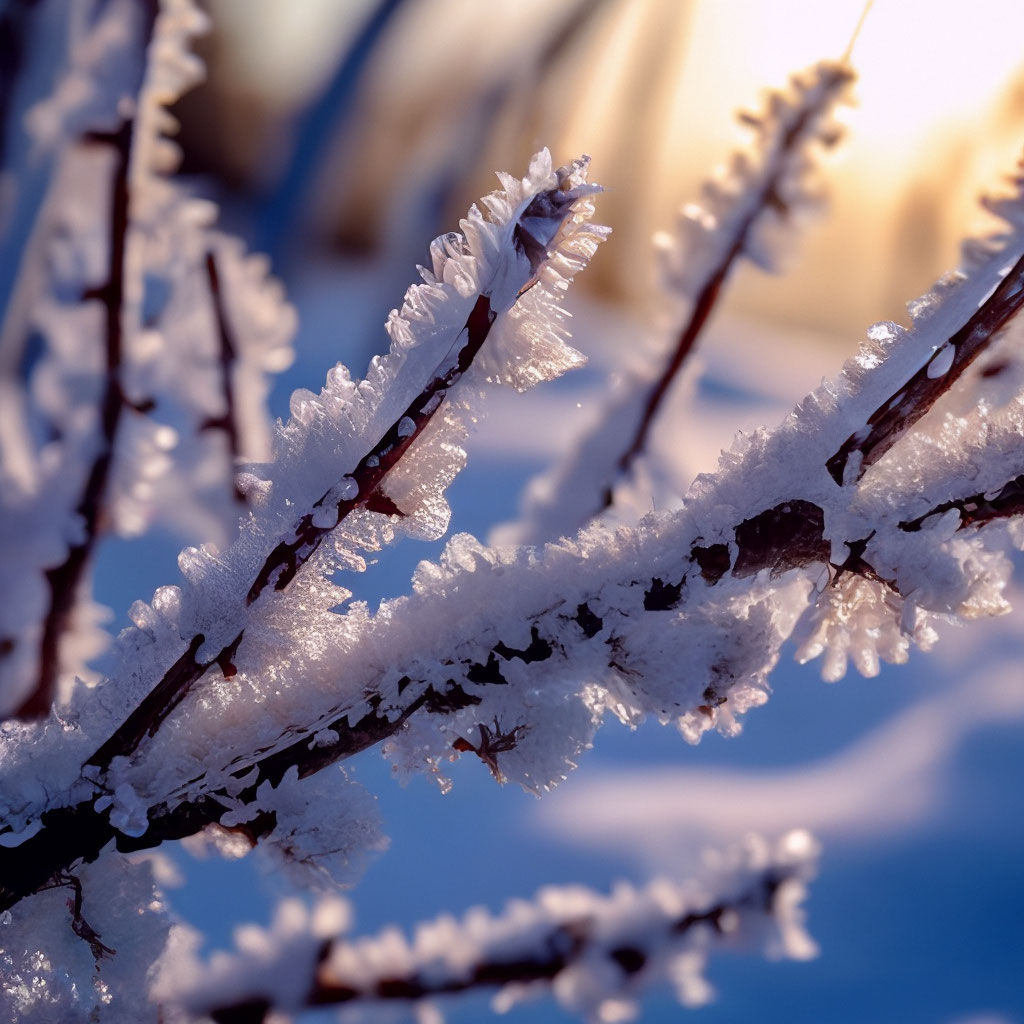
[511,60,853,542]
[616,61,853,497]
[161,832,818,1024]
[82,151,606,772]
[202,250,247,504]
[900,472,1024,533]
[827,249,1024,485]
[1,0,240,718]
[3,0,290,718]
[10,0,165,717]
[16,122,133,720]
[0,0,156,372]
[4,148,1024,909]
[823,157,1024,486]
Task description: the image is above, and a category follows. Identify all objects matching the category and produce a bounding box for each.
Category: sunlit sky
[205,0,1024,342]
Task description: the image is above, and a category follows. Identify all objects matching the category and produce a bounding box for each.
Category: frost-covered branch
[4,169,1024,909]
[511,60,853,542]
[5,20,1024,1022]
[4,139,1024,914]
[17,121,133,719]
[827,247,1024,485]
[0,147,607,909]
[619,62,852,494]
[0,0,156,365]
[0,0,301,719]
[161,832,818,1024]
[81,151,605,772]
[0,1,161,718]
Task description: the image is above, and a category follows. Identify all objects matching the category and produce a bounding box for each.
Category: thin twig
[203,250,246,504]
[899,473,1024,532]
[601,63,851,513]
[827,251,1024,485]
[39,870,115,962]
[202,874,789,1024]
[16,122,133,720]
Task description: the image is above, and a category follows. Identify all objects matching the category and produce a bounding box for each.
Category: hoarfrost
[0,855,170,1023]
[0,0,294,715]
[0,146,607,840]
[4,14,1024,1022]
[161,832,817,1023]
[506,59,854,543]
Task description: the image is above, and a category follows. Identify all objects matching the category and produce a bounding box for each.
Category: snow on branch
[827,247,1024,485]
[76,150,605,772]
[5,8,1024,1023]
[129,154,1024,805]
[0,0,296,720]
[3,143,1024,915]
[160,831,818,1024]
[510,59,854,543]
[13,120,134,720]
[0,847,173,1023]
[0,148,607,907]
[0,3,161,719]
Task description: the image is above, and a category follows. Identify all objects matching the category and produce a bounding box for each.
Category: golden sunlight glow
[208,0,1024,335]
[542,0,1024,332]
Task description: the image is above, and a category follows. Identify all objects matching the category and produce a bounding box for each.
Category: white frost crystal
[0,146,608,839]
[506,60,854,543]
[162,832,818,1023]
[5,9,1024,1024]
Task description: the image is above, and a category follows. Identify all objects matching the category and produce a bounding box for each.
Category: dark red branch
[899,473,1024,533]
[611,236,733,492]
[603,64,850,512]
[827,251,1024,485]
[82,294,498,769]
[203,250,246,503]
[247,293,496,603]
[16,122,133,720]
[201,871,791,1024]
[0,690,432,914]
